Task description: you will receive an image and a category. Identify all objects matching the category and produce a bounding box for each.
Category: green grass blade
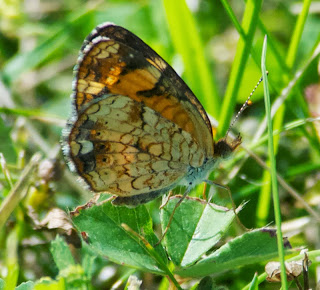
[258,20,289,73]
[0,153,42,230]
[121,224,182,289]
[220,0,246,40]
[217,0,262,137]
[261,36,288,289]
[4,230,19,289]
[256,0,314,228]
[163,0,219,118]
[1,6,97,85]
[286,0,312,69]
[247,272,258,290]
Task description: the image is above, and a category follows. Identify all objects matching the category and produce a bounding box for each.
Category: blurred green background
[0,0,319,288]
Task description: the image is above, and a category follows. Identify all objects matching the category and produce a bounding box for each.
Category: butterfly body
[62,23,241,207]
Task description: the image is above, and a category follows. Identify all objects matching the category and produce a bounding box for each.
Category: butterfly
[62,22,241,209]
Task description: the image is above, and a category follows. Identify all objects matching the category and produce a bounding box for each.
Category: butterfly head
[213,134,242,159]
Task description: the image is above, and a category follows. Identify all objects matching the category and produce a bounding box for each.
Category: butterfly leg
[70,193,102,216]
[159,190,173,209]
[205,179,248,231]
[96,195,116,206]
[155,187,191,247]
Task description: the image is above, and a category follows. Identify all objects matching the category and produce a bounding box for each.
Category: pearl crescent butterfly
[62,22,241,206]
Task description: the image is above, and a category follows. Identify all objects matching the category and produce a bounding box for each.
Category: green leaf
[34,277,65,290]
[72,202,167,274]
[0,278,5,289]
[50,235,75,272]
[50,237,89,289]
[196,276,215,290]
[161,197,236,267]
[81,253,96,281]
[59,265,88,290]
[175,229,285,277]
[15,281,35,290]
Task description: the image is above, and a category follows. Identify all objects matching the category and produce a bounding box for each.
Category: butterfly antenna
[225,72,268,138]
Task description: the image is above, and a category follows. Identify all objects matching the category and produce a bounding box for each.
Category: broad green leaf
[50,237,89,289]
[81,253,96,280]
[59,265,88,290]
[195,276,215,289]
[175,229,288,277]
[161,196,236,267]
[72,202,166,274]
[50,235,75,272]
[15,281,35,290]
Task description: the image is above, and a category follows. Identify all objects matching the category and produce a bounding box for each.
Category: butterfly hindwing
[68,94,208,197]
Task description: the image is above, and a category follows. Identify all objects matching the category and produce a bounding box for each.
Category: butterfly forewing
[72,23,214,156]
